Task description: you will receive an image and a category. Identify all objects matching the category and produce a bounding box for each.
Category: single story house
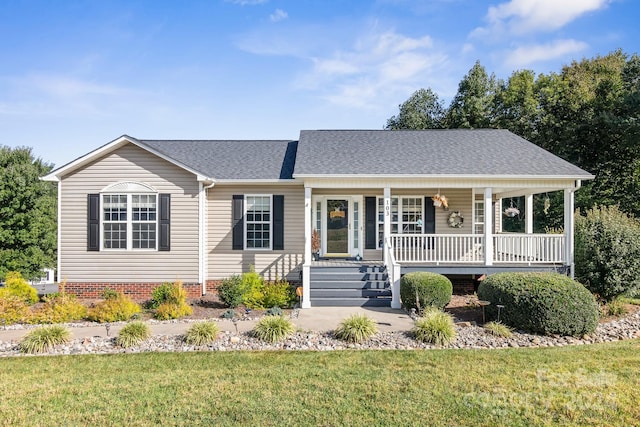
[43,129,593,308]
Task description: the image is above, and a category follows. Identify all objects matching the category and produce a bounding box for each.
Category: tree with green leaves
[386,88,445,130]
[0,146,56,280]
[445,60,497,129]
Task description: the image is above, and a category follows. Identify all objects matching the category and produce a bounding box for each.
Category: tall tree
[493,69,540,141]
[386,88,445,130]
[445,60,497,129]
[0,146,56,280]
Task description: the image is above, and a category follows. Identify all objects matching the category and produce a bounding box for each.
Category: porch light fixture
[432,191,448,209]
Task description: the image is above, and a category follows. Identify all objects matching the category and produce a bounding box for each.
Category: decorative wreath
[448,211,464,228]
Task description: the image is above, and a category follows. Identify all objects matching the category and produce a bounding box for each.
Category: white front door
[313,196,363,258]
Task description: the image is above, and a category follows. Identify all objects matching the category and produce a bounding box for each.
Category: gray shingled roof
[292,129,592,178]
[137,139,298,180]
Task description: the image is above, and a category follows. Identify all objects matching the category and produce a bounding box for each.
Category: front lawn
[1,341,639,425]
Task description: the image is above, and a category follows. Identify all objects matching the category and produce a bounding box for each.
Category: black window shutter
[87,194,100,251]
[424,197,436,233]
[272,195,284,250]
[159,194,171,251]
[232,195,244,250]
[365,197,377,249]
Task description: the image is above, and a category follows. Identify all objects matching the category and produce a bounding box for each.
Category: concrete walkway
[0,307,414,342]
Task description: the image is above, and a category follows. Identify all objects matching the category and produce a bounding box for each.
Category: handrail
[385,237,401,309]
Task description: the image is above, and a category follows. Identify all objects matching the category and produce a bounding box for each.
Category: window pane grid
[102,193,158,250]
[246,196,271,249]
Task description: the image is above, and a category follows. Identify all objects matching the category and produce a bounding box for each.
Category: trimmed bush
[0,295,30,325]
[252,316,295,343]
[116,321,151,347]
[262,279,295,308]
[87,292,141,323]
[477,272,599,336]
[265,306,283,316]
[0,271,38,304]
[152,281,192,320]
[185,321,220,346]
[483,321,513,338]
[31,292,87,324]
[221,309,237,319]
[19,325,71,354]
[334,314,378,343]
[240,269,265,309]
[148,282,173,309]
[218,274,243,308]
[400,272,452,311]
[575,205,640,302]
[411,309,457,346]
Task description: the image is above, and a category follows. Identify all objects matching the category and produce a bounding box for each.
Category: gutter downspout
[199,180,215,295]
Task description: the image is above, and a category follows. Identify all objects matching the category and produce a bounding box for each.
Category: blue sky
[1,0,637,168]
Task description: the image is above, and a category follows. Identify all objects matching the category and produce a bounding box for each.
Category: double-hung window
[245,195,272,249]
[376,196,423,248]
[102,193,158,250]
[232,194,284,251]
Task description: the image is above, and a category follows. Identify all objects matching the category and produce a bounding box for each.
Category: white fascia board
[292,173,594,180]
[41,135,210,181]
[213,179,302,186]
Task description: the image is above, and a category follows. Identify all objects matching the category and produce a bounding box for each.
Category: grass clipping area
[1,341,639,426]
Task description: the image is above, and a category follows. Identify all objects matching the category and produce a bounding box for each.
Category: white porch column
[383,187,391,264]
[526,194,534,234]
[484,187,493,266]
[564,187,575,278]
[302,186,312,308]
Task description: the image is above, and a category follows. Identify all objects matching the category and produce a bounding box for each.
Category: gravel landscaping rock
[1,311,639,357]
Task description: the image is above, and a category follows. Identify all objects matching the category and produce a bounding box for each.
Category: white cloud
[269,9,288,22]
[301,31,446,108]
[474,0,611,37]
[504,39,588,68]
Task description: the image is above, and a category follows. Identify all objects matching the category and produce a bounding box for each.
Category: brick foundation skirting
[65,282,203,301]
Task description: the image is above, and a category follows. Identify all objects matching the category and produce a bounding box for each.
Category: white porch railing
[389,234,484,264]
[494,234,565,264]
[384,238,402,309]
[388,233,565,265]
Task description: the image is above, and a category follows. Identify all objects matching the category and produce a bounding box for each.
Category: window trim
[376,196,424,248]
[100,192,158,252]
[244,194,273,251]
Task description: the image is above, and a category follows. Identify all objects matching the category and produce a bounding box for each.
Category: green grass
[0,341,639,425]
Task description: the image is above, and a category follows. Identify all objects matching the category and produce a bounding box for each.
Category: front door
[326,199,349,254]
[314,196,363,258]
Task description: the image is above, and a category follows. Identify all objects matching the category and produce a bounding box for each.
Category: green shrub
[116,321,151,347]
[0,271,38,304]
[87,292,141,323]
[218,274,243,308]
[483,321,513,338]
[19,325,71,354]
[148,282,173,309]
[185,321,220,346]
[240,269,265,309]
[601,298,628,317]
[31,292,87,323]
[252,316,294,343]
[411,309,457,346]
[152,281,192,320]
[262,279,295,308]
[334,314,378,343]
[575,205,640,302]
[265,306,283,316]
[102,287,119,300]
[400,272,452,311]
[0,295,30,325]
[477,272,599,336]
[221,309,237,319]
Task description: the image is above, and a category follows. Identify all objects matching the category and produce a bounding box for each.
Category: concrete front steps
[310,264,391,307]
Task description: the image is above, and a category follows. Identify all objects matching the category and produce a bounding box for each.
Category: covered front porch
[301,180,579,309]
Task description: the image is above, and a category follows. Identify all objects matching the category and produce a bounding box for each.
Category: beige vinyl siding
[59,143,200,282]
[207,185,305,282]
